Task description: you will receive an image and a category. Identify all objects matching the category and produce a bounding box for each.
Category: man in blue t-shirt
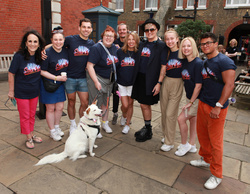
[190,32,236,190]
[111,23,129,125]
[63,18,95,134]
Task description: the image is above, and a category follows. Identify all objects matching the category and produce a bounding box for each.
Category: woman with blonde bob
[117,32,139,134]
[175,37,203,156]
[225,38,238,65]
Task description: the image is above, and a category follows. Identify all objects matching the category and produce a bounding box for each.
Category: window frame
[144,0,158,11]
[225,0,250,8]
[115,0,124,12]
[133,0,140,11]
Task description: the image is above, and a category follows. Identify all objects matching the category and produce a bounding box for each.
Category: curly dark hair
[18,30,45,64]
[200,32,217,43]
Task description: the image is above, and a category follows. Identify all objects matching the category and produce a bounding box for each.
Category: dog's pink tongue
[93,119,96,123]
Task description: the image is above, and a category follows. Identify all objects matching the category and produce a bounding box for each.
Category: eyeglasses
[104,35,114,38]
[200,41,215,47]
[144,28,156,33]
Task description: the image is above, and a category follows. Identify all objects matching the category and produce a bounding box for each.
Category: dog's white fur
[35,102,102,166]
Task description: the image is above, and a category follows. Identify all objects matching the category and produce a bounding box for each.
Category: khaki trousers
[160,77,183,145]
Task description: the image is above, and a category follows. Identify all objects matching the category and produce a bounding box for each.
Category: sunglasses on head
[144,28,156,33]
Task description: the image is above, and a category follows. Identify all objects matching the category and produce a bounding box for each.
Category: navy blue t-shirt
[117,49,137,86]
[114,38,124,48]
[181,57,203,99]
[9,52,41,99]
[88,42,119,79]
[139,41,155,74]
[161,49,182,78]
[200,53,237,108]
[42,47,69,76]
[64,35,95,78]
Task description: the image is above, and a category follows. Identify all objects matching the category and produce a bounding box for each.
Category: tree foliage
[176,20,211,42]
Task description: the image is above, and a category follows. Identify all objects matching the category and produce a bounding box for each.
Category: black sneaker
[135,126,153,142]
[112,113,118,125]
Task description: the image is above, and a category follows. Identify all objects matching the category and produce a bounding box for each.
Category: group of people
[8,17,237,190]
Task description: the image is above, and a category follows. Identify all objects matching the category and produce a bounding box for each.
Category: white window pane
[188,0,194,6]
[199,0,206,6]
[134,0,139,9]
[146,0,158,8]
[177,0,183,7]
[117,0,123,9]
[226,0,232,4]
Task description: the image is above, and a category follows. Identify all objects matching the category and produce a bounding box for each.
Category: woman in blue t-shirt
[176,37,203,157]
[117,32,139,134]
[160,28,183,152]
[40,27,68,141]
[8,30,45,149]
[86,25,118,137]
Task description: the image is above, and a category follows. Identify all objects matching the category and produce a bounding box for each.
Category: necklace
[127,51,134,59]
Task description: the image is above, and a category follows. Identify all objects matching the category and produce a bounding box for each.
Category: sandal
[26,139,34,149]
[32,135,43,143]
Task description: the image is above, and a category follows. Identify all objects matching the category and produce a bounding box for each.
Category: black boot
[135,125,153,142]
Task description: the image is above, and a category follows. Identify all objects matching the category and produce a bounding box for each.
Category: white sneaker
[69,124,77,135]
[96,133,103,139]
[120,116,127,126]
[50,130,62,141]
[102,121,112,133]
[177,144,197,153]
[122,125,130,134]
[190,157,210,167]
[160,144,174,152]
[161,138,165,144]
[55,128,64,137]
[204,175,222,190]
[175,143,192,156]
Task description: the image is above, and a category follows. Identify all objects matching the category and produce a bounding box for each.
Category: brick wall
[0,0,42,54]
[61,0,110,37]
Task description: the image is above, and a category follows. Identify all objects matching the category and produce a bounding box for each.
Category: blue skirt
[40,79,66,104]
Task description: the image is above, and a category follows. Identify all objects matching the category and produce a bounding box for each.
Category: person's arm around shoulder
[210,69,235,118]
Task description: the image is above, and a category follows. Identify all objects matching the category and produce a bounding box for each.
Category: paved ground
[0,66,250,194]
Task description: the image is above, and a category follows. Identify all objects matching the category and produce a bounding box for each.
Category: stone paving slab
[9,165,101,194]
[0,183,13,194]
[245,130,250,147]
[241,162,250,184]
[0,147,38,186]
[174,165,248,194]
[224,141,250,163]
[101,143,185,186]
[0,140,11,152]
[93,166,183,194]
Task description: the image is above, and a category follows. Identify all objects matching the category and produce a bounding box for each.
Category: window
[187,0,207,9]
[145,0,158,10]
[226,0,250,7]
[134,0,140,11]
[116,0,124,11]
[176,0,183,9]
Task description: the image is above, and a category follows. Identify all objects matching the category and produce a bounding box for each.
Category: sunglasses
[52,29,64,34]
[145,28,156,33]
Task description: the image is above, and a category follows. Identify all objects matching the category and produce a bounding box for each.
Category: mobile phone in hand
[11,98,16,106]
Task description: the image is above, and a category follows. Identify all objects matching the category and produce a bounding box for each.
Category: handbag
[42,78,62,93]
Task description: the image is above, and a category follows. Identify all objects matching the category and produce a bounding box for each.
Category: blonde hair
[178,37,199,59]
[229,39,237,47]
[164,28,180,48]
[122,32,140,53]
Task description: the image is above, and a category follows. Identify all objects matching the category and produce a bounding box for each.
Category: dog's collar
[84,116,97,123]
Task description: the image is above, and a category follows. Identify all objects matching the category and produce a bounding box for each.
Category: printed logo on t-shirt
[201,67,216,79]
[107,55,119,66]
[141,47,151,57]
[181,69,190,80]
[55,59,69,71]
[121,57,135,67]
[74,46,89,56]
[166,59,182,70]
[23,63,41,75]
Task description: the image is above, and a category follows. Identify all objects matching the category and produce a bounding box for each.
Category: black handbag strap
[204,61,224,85]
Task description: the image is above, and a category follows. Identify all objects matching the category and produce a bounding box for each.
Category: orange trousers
[196,101,228,178]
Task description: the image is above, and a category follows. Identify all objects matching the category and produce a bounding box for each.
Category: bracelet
[158,81,162,85]
[54,76,57,83]
[189,101,194,105]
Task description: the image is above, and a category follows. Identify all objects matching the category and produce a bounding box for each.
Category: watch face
[216,102,223,107]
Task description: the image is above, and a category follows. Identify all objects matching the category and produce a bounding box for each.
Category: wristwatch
[215,102,223,108]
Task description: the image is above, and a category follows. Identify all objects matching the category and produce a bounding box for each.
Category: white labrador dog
[35,102,102,166]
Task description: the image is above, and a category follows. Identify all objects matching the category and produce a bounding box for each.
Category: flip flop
[26,139,34,149]
[32,135,43,143]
